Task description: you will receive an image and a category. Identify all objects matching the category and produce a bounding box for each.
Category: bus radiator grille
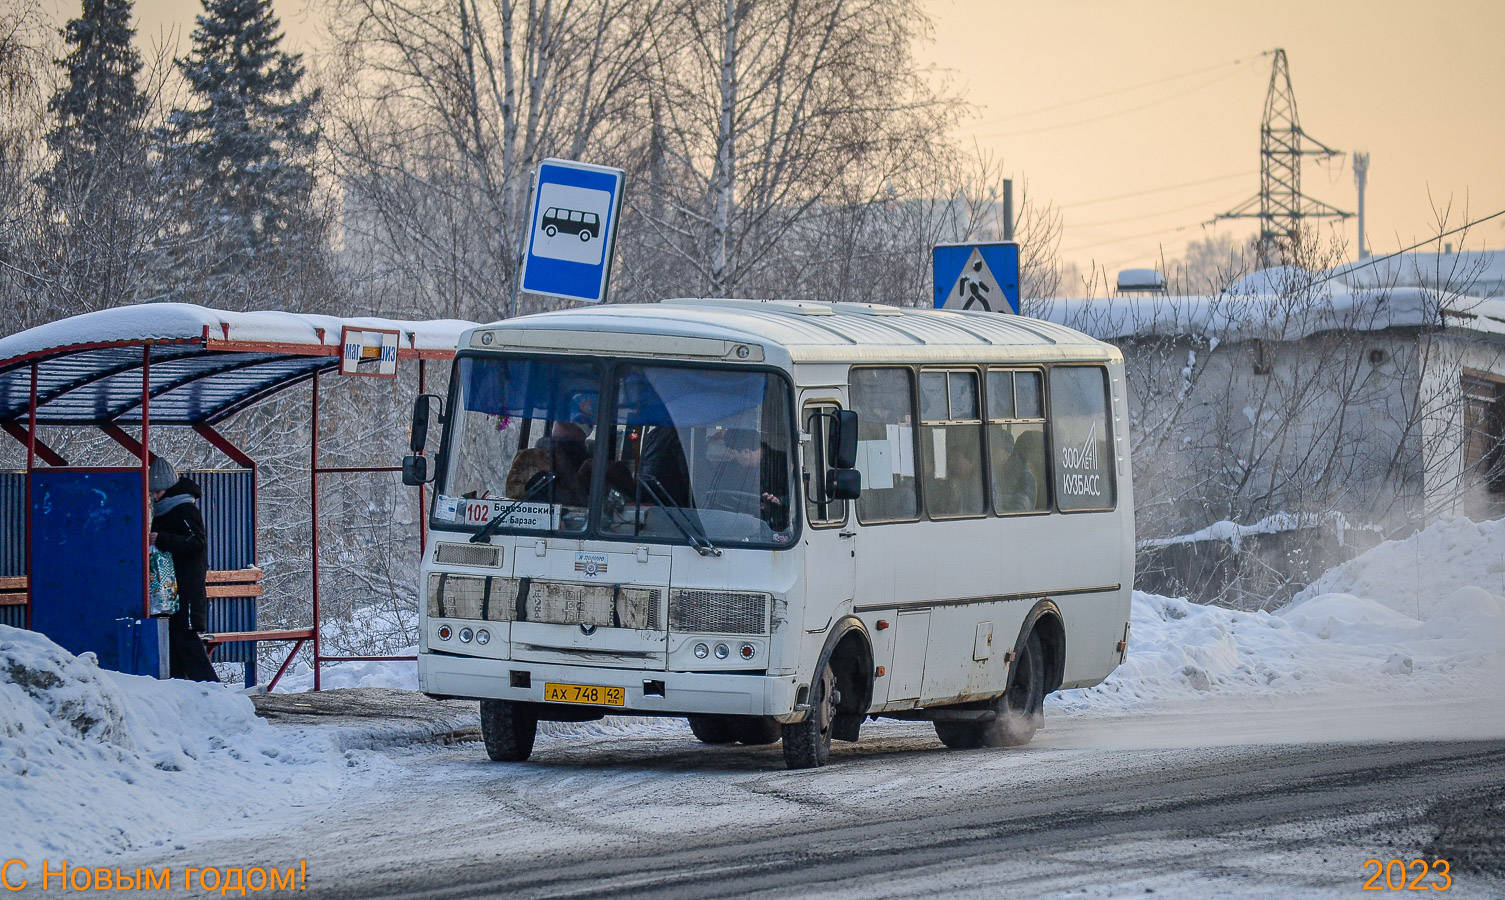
[668,590,770,635]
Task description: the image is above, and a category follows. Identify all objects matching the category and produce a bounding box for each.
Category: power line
[1062,221,1206,256]
[1308,208,1505,287]
[973,67,1251,139]
[1060,172,1257,210]
[1071,189,1253,230]
[969,54,1264,126]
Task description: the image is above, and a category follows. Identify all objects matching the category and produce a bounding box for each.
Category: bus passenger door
[800,400,856,630]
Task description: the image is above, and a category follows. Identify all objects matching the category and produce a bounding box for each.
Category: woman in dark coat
[149,457,218,682]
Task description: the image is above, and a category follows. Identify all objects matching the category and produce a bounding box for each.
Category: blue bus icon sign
[521,159,625,304]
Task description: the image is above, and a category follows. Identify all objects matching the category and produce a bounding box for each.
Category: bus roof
[474,299,1119,366]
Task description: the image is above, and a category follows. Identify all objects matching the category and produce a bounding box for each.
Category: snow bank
[0,626,338,865]
[1294,515,1505,619]
[1058,516,1505,714]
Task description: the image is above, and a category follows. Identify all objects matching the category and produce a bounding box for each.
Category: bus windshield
[436,355,796,547]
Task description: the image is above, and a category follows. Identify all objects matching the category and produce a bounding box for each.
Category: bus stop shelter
[0,303,473,689]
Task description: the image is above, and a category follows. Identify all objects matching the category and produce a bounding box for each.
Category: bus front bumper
[419,652,805,721]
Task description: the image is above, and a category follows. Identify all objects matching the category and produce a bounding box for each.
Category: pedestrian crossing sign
[933,242,1020,313]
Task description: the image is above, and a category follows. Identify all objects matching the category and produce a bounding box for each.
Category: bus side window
[849,367,919,523]
[1049,365,1116,511]
[987,368,1050,514]
[919,369,986,518]
[803,403,846,526]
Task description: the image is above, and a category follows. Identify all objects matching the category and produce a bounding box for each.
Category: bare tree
[325,0,661,321]
[637,0,952,299]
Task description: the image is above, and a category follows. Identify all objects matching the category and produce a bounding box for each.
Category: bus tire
[480,699,538,762]
[687,715,737,744]
[933,630,1045,750]
[933,720,984,749]
[731,716,783,745]
[782,662,836,769]
[983,629,1045,747]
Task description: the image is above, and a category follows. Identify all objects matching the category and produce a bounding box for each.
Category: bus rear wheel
[782,662,836,769]
[935,630,1045,750]
[480,699,538,762]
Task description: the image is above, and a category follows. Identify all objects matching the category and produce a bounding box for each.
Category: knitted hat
[149,457,178,492]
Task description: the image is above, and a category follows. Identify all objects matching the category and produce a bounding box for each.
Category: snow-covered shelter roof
[0,304,475,426]
[474,298,1119,366]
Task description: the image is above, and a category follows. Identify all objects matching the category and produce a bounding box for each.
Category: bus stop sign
[520,159,626,304]
[933,242,1020,313]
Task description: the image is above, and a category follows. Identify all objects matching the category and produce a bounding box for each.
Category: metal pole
[1002,179,1015,242]
[1353,152,1370,260]
[24,362,37,630]
[140,345,151,619]
[310,369,321,691]
[506,167,538,319]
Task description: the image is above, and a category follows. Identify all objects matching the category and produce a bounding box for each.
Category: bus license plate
[544,682,625,707]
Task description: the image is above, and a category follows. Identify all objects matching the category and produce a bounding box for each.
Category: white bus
[405,299,1133,769]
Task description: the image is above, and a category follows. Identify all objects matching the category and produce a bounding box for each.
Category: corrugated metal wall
[189,469,256,571]
[2,471,24,629]
[1,471,23,578]
[188,469,258,674]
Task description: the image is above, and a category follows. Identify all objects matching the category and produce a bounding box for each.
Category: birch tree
[639,0,951,298]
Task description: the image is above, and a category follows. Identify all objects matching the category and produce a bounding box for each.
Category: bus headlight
[476,629,490,645]
[714,643,729,660]
[459,627,474,643]
[694,643,710,659]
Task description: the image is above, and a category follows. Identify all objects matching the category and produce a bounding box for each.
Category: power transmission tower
[1217,48,1350,265]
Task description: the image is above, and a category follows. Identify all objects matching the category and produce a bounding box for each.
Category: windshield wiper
[635,473,721,557]
[470,474,555,544]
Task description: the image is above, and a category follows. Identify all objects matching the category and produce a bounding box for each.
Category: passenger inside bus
[505,419,592,506]
[711,428,790,530]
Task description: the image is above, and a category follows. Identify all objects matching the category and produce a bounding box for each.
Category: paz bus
[404,298,1133,769]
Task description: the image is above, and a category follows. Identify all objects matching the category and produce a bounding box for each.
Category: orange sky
[94,0,1505,277]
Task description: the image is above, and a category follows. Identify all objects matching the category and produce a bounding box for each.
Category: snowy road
[130,692,1505,900]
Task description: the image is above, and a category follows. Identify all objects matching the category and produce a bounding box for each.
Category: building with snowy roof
[1028,266,1505,607]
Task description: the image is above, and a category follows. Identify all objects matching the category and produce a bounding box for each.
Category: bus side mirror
[402,455,429,486]
[410,393,442,453]
[827,410,858,470]
[826,468,861,500]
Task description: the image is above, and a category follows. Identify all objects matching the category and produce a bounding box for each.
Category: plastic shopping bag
[148,548,180,616]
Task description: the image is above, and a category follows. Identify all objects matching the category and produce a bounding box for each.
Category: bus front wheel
[782,662,836,769]
[480,699,538,762]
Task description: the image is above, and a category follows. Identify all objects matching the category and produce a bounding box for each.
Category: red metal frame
[140,346,151,618]
[10,330,451,692]
[2,422,68,466]
[101,422,157,464]
[24,363,35,629]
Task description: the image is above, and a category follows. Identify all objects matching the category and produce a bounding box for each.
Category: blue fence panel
[30,468,148,673]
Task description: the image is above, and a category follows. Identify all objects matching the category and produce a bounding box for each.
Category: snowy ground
[4,516,1505,894]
